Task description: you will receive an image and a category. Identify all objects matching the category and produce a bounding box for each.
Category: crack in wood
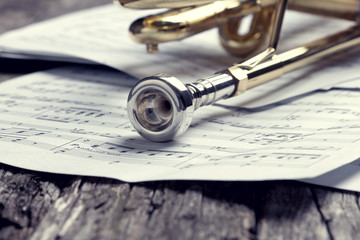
[310,187,335,240]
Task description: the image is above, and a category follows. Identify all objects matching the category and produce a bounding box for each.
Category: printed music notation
[0,67,359,183]
[197,152,326,168]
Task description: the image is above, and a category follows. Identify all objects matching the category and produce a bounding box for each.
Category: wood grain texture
[0,0,360,239]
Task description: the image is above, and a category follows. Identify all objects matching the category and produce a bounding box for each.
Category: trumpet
[115,0,360,142]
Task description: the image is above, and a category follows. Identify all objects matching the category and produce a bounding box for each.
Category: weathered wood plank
[1,162,359,240]
[256,182,330,240]
[0,165,74,239]
[194,182,256,240]
[29,177,131,240]
[312,188,360,240]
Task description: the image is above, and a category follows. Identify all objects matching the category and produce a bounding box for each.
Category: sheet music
[0,4,358,108]
[300,79,360,192]
[0,66,359,183]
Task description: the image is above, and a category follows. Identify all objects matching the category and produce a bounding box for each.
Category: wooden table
[0,1,359,239]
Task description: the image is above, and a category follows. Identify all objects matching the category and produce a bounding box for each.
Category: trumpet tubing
[117,0,360,54]
[128,0,262,53]
[118,0,360,141]
[127,26,360,142]
[287,0,360,21]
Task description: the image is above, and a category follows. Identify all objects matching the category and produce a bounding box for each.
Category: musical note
[0,127,50,136]
[35,107,108,121]
[231,132,305,145]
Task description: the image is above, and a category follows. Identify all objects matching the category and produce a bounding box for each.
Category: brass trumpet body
[118,0,360,142]
[115,0,360,55]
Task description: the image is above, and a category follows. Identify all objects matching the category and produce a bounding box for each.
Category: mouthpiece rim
[127,74,194,142]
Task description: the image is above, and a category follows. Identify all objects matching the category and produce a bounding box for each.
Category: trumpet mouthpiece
[127,74,194,142]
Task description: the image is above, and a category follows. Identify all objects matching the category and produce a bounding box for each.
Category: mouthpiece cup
[127,74,194,142]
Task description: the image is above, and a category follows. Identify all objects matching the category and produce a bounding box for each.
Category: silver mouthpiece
[127,74,195,142]
[127,72,238,142]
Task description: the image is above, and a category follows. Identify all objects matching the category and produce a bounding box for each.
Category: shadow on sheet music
[215,86,360,113]
[0,57,134,79]
[0,57,78,73]
[299,157,360,193]
[0,56,139,87]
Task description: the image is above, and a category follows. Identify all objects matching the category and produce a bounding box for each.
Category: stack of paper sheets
[0,4,359,191]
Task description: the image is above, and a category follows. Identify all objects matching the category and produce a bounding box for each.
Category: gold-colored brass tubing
[229,25,360,94]
[128,0,260,52]
[123,0,360,55]
[218,6,275,56]
[219,0,359,56]
[218,0,287,57]
[287,0,360,21]
[116,0,360,19]
[114,0,216,9]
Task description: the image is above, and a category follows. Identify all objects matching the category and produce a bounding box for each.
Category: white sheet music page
[0,4,359,108]
[300,79,360,192]
[0,66,359,183]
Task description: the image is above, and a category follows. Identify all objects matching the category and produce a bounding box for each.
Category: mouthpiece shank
[127,26,360,142]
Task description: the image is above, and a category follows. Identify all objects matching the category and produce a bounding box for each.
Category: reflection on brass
[116,0,360,141]
[116,0,359,55]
